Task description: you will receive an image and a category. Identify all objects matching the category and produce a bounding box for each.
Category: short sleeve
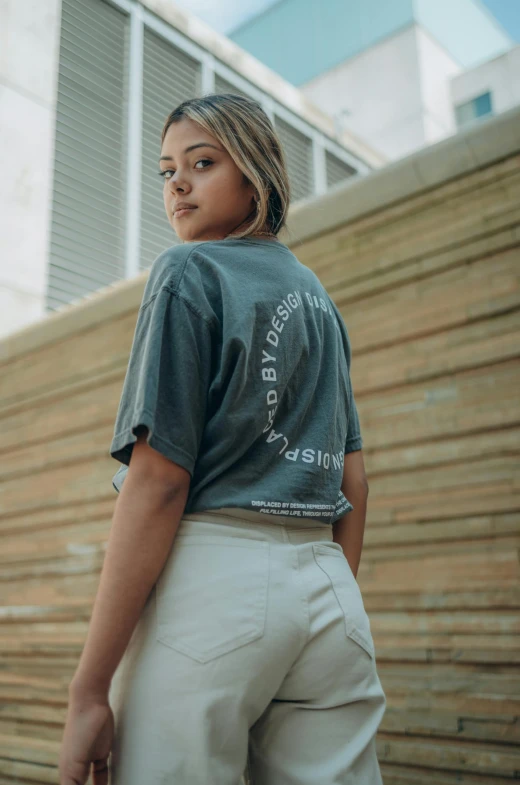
[345,375,363,453]
[109,285,216,478]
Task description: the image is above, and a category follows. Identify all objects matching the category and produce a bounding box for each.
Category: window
[326,150,356,188]
[454,91,493,129]
[47,0,129,311]
[274,115,314,202]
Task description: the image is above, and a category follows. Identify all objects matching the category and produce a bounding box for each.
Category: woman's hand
[59,692,114,785]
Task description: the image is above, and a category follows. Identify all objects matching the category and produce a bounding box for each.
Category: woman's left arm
[70,431,191,698]
[59,432,190,784]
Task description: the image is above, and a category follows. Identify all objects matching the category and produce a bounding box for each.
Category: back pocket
[155,536,269,664]
[313,543,375,659]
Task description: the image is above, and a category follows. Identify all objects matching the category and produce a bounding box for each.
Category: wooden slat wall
[1,134,519,781]
[294,152,520,783]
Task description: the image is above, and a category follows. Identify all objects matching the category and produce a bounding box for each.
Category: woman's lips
[173,207,197,217]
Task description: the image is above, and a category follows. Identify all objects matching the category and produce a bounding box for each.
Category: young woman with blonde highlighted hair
[59,93,386,785]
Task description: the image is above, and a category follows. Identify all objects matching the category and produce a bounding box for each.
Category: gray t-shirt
[110,236,363,525]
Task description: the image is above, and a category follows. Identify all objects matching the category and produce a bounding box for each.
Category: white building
[0,0,384,340]
[451,43,520,129]
[228,0,515,161]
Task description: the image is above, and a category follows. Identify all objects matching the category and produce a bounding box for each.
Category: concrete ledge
[0,273,148,366]
[279,104,520,249]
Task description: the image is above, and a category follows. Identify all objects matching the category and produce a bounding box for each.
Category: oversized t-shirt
[109,236,363,525]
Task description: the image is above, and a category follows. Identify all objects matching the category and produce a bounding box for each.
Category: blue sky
[172,0,519,40]
[171,0,278,36]
[479,0,520,40]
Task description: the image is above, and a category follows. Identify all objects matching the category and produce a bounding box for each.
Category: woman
[59,93,386,785]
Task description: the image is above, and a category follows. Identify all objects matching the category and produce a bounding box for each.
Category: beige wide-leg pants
[108,507,387,784]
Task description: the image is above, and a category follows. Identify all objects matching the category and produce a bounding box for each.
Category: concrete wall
[416,26,460,144]
[0,0,62,336]
[0,102,519,782]
[301,24,461,160]
[451,42,520,118]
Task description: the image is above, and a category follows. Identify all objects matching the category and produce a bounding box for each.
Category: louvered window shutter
[214,74,250,100]
[140,28,201,271]
[274,115,314,202]
[325,150,356,188]
[47,0,129,311]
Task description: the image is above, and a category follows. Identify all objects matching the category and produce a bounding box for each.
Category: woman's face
[159,117,257,242]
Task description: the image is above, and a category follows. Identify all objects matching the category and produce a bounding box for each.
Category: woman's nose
[169,177,185,192]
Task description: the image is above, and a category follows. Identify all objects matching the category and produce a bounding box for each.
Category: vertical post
[200,51,215,96]
[125,3,144,278]
[312,132,327,196]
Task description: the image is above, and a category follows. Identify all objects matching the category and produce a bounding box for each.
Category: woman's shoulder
[147,242,224,328]
[146,242,206,293]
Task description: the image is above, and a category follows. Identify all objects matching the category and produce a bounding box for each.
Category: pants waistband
[179,507,334,544]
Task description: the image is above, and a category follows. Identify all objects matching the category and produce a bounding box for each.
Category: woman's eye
[157,169,174,180]
[157,159,212,179]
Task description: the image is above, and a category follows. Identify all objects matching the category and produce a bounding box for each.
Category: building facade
[229,0,514,161]
[0,0,384,339]
[452,43,520,129]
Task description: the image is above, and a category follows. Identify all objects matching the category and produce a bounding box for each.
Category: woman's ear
[244,176,258,204]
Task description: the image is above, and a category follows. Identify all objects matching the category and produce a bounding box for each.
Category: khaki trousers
[108,507,387,784]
